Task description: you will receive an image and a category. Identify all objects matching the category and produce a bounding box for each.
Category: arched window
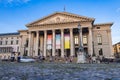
[97,34,102,45]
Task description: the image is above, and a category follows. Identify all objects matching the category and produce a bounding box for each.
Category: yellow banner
[64,34,70,49]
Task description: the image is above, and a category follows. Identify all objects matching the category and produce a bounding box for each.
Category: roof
[94,22,113,26]
[0,32,19,36]
[26,11,95,27]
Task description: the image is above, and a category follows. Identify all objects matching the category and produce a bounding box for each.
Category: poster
[47,35,52,49]
[64,34,70,49]
[56,34,61,49]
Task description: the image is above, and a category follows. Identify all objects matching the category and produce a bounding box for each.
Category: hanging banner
[64,34,70,49]
[56,34,61,49]
[47,35,52,49]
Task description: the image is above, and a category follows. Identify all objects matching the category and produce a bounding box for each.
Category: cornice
[18,30,28,32]
[94,22,113,27]
[27,21,93,27]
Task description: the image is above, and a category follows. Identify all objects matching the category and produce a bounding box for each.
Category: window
[0,41,2,45]
[97,27,100,29]
[99,48,103,55]
[97,34,102,45]
[26,39,29,47]
[11,41,13,45]
[74,36,79,46]
[5,41,8,45]
[83,35,87,45]
[16,40,18,44]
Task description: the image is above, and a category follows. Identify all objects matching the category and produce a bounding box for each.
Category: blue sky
[0,0,120,44]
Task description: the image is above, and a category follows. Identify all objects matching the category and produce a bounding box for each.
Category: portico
[27,25,92,58]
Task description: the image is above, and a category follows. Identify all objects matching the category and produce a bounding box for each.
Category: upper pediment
[26,12,95,27]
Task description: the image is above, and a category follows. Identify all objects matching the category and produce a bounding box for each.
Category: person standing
[17,52,21,62]
[11,52,15,62]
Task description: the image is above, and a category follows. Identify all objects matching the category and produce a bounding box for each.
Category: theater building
[0,12,113,59]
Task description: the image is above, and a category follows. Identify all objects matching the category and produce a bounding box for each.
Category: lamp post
[77,23,86,63]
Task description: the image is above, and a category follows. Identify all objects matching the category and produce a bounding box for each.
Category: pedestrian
[17,52,21,62]
[11,52,15,62]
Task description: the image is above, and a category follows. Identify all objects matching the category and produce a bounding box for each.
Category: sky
[0,0,120,44]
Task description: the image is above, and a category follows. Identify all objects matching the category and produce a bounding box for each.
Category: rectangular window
[11,41,13,45]
[16,40,18,44]
[99,48,103,55]
[5,41,8,45]
[74,35,79,46]
[0,41,2,45]
[97,34,102,45]
[97,27,100,29]
[0,48,1,53]
[83,35,87,46]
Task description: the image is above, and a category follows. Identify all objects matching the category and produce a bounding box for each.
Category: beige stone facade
[0,33,19,59]
[113,42,120,58]
[0,12,113,59]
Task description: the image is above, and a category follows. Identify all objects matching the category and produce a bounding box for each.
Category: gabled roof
[26,12,95,27]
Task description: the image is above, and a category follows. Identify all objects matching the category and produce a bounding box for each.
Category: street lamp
[78,23,83,49]
[77,22,86,63]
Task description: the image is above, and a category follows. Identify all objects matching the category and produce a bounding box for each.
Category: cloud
[0,0,30,4]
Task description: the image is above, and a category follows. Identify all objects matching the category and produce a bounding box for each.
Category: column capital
[61,29,64,32]
[88,27,93,29]
[28,31,32,34]
[36,30,39,33]
[52,29,55,32]
[44,30,47,32]
[69,28,73,31]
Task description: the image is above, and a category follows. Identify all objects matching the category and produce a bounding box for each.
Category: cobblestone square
[0,61,120,80]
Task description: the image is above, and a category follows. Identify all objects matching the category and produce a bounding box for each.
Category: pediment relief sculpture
[26,12,95,27]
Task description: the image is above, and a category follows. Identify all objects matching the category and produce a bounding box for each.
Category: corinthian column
[52,30,55,56]
[35,31,39,57]
[70,28,74,56]
[61,29,64,57]
[28,31,32,56]
[44,30,47,57]
[88,27,93,56]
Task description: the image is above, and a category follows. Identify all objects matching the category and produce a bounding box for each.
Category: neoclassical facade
[0,33,19,59]
[0,12,113,59]
[19,12,113,58]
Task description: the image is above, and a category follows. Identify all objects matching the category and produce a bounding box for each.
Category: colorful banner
[56,34,61,49]
[47,35,52,49]
[64,34,70,49]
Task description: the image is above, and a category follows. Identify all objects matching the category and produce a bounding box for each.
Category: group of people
[11,52,21,62]
[86,55,111,63]
[37,54,75,63]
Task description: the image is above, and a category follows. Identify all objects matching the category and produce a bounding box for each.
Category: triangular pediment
[26,12,95,27]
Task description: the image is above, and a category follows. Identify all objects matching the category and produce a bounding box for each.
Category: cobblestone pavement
[0,61,120,80]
